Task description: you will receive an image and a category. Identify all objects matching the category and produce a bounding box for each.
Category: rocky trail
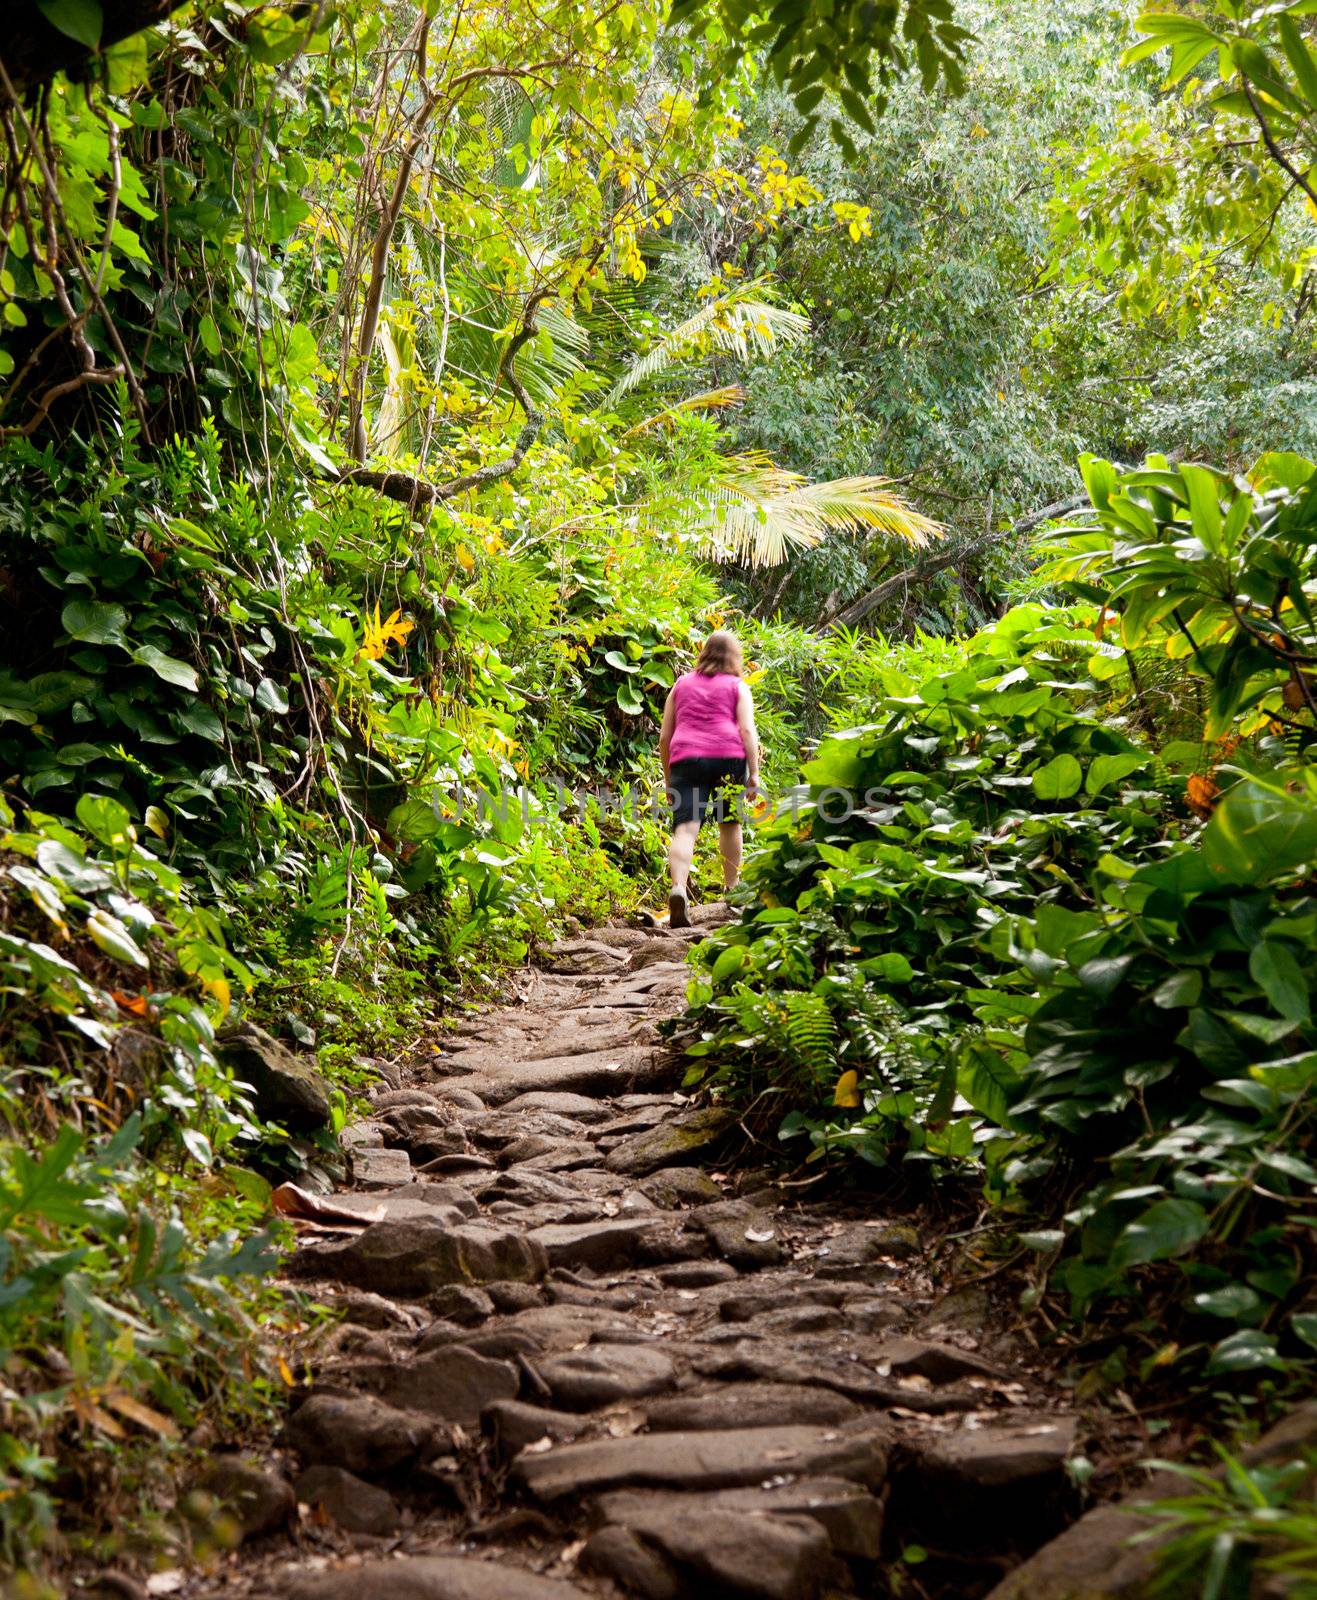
[185,908,1095,1600]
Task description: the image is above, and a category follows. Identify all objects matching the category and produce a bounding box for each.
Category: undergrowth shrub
[674,446,1317,1396]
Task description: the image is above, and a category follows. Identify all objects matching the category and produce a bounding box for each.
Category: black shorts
[668,757,748,828]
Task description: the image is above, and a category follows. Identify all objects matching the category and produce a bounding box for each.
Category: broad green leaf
[1249,451,1317,494]
[62,599,127,646]
[1031,754,1082,800]
[1080,454,1117,509]
[1085,753,1147,795]
[1206,1329,1283,1374]
[1179,464,1225,554]
[1151,969,1202,1009]
[35,839,112,895]
[711,945,747,982]
[86,909,149,968]
[131,645,199,691]
[254,678,289,714]
[37,0,102,47]
[957,1041,1018,1127]
[104,28,148,92]
[858,951,914,983]
[181,1129,213,1166]
[1077,953,1136,998]
[75,794,132,847]
[1291,1314,1317,1353]
[1111,1197,1209,1267]
[1278,14,1317,105]
[1203,773,1317,885]
[1191,1284,1263,1320]
[1249,940,1310,1022]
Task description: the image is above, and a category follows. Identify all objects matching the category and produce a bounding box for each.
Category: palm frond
[623,385,745,437]
[673,454,941,569]
[606,279,809,405]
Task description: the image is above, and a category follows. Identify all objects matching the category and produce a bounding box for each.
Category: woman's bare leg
[668,820,700,894]
[718,820,742,889]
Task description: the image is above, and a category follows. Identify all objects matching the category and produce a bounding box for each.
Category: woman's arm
[736,683,761,798]
[658,689,676,784]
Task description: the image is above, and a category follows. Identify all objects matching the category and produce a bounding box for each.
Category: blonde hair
[694,629,742,677]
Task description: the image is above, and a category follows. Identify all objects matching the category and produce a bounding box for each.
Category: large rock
[597,1480,884,1561]
[197,1455,295,1540]
[512,1422,890,1501]
[528,1217,664,1272]
[639,1168,723,1208]
[544,937,629,974]
[218,1021,330,1131]
[428,1285,495,1326]
[693,1343,975,1413]
[478,1169,585,1209]
[379,1105,467,1160]
[692,1200,784,1269]
[580,1527,681,1600]
[537,1344,677,1411]
[361,1346,519,1424]
[591,1500,831,1600]
[910,1416,1076,1489]
[498,1091,612,1124]
[285,1215,546,1296]
[657,1260,738,1288]
[319,1288,425,1332]
[604,1107,736,1177]
[888,1416,1077,1558]
[293,1465,400,1536]
[719,1287,846,1323]
[348,1145,413,1189]
[644,1383,860,1433]
[277,1556,595,1600]
[483,1399,591,1459]
[459,1045,661,1107]
[501,1136,597,1171]
[280,1393,432,1475]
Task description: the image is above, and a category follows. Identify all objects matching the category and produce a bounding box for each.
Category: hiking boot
[668,886,689,929]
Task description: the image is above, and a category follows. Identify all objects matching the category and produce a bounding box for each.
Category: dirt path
[193,909,1078,1600]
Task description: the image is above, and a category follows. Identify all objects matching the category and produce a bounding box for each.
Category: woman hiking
[657,628,761,929]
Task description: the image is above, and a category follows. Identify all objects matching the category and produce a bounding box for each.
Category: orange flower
[1186,772,1219,819]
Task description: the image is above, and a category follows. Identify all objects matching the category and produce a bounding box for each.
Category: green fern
[765,990,836,1082]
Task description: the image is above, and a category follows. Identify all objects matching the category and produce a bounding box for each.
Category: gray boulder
[285,1214,547,1296]
[218,1021,330,1130]
[293,1464,400,1536]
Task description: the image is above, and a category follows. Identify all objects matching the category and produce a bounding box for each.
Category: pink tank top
[668,671,745,764]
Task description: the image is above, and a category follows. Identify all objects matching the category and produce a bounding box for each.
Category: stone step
[596,1476,886,1560]
[511,1421,891,1501]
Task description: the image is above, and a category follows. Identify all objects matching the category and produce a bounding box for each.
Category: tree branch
[335,299,547,509]
[824,493,1091,631]
[1240,79,1317,212]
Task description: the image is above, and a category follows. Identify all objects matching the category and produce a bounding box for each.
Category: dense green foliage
[1,0,1316,1585]
[678,452,1317,1401]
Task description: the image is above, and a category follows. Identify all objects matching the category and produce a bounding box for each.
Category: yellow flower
[358,604,415,662]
